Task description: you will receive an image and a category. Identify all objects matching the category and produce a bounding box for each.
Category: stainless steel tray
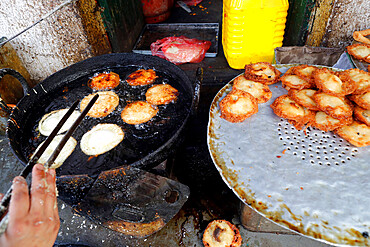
[207,64,370,246]
[132,23,219,57]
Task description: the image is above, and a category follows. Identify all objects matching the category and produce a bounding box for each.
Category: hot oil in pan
[23,65,192,177]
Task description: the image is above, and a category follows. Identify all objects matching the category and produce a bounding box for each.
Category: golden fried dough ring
[313,92,353,120]
[346,43,370,63]
[343,68,370,95]
[292,65,317,80]
[121,101,158,125]
[280,74,313,90]
[270,95,314,124]
[354,106,370,126]
[244,62,281,85]
[80,91,119,118]
[88,72,120,90]
[353,29,370,45]
[312,111,353,132]
[313,68,356,96]
[145,84,179,105]
[335,120,370,147]
[202,220,242,247]
[348,92,370,109]
[232,75,272,103]
[219,89,258,123]
[288,89,319,111]
[126,69,158,86]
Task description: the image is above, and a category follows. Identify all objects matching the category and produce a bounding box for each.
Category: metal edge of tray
[132,23,219,58]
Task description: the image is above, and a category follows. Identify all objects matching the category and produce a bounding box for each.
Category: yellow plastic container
[222,0,289,69]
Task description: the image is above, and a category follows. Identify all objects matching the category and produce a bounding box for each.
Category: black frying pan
[2,53,197,178]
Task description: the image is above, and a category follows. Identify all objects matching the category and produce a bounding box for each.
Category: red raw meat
[150,36,211,65]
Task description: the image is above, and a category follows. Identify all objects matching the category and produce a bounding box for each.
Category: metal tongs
[0,94,98,234]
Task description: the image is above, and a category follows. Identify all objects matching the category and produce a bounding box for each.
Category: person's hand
[0,163,60,247]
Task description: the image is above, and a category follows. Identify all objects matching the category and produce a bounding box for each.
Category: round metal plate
[207,64,370,246]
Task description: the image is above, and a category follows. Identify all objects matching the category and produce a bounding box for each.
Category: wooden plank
[284,0,315,46]
[76,0,112,56]
[305,0,335,47]
[97,0,145,52]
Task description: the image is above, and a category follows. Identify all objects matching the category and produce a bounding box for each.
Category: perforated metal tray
[207,64,370,246]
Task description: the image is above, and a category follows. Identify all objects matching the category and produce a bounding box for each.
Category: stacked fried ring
[220,62,370,147]
[270,64,370,147]
[219,62,278,123]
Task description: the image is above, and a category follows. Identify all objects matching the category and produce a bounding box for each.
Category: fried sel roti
[88,71,120,90]
[292,65,317,80]
[353,29,370,45]
[244,62,281,85]
[270,95,314,124]
[346,43,370,64]
[344,68,370,95]
[280,74,313,90]
[313,92,353,119]
[313,68,356,96]
[80,91,119,118]
[126,69,157,86]
[288,89,319,111]
[354,106,370,126]
[232,75,272,103]
[121,101,158,125]
[80,123,124,156]
[311,111,353,132]
[335,120,370,147]
[38,109,81,136]
[145,84,179,105]
[202,220,242,247]
[348,91,370,109]
[219,89,258,123]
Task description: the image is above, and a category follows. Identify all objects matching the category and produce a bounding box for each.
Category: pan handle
[0,68,31,115]
[191,67,203,115]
